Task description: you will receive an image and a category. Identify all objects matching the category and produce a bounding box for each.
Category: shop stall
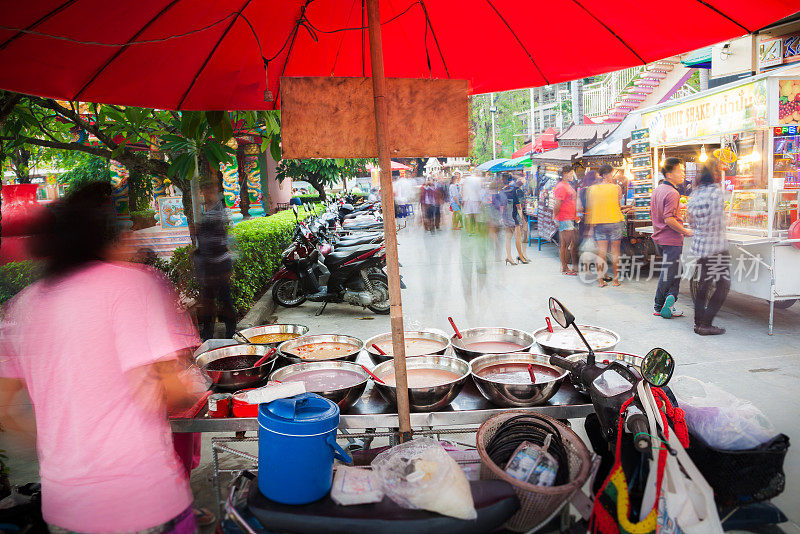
[640,64,800,333]
[579,114,658,260]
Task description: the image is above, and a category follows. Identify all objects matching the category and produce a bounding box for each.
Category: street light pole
[490,93,497,160]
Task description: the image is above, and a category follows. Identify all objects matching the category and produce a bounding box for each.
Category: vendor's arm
[0,377,35,440]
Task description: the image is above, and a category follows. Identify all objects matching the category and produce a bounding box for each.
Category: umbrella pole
[366,0,412,442]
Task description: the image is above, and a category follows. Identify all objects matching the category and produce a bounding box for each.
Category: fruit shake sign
[643,80,768,145]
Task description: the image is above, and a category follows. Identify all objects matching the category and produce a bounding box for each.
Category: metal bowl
[371,356,470,412]
[450,327,534,361]
[270,361,368,411]
[364,329,450,365]
[533,324,620,356]
[233,324,309,348]
[563,351,643,394]
[470,353,568,407]
[277,334,363,365]
[196,344,277,391]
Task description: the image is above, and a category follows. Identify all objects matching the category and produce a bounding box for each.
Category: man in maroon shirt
[651,157,693,318]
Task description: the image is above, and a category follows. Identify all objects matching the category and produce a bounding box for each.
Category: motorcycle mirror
[641,348,675,387]
[548,297,574,328]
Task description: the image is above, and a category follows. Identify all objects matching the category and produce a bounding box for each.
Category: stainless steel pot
[470,353,568,407]
[233,324,309,348]
[364,329,450,365]
[269,361,368,411]
[196,344,276,391]
[533,325,620,356]
[564,351,643,394]
[450,327,534,361]
[277,334,363,365]
[371,355,470,412]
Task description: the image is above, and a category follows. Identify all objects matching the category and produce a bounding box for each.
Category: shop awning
[581,114,640,159]
[529,147,581,166]
[475,158,510,172]
[366,160,410,171]
[490,154,532,171]
[682,47,712,69]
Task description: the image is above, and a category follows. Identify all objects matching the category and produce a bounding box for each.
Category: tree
[275,158,370,200]
[0,93,282,236]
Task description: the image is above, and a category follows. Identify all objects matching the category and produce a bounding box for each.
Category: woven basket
[477,411,591,533]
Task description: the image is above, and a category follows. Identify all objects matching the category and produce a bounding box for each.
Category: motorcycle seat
[324,244,378,270]
[335,236,382,247]
[246,477,519,534]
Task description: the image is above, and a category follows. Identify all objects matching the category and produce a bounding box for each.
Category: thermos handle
[267,395,309,419]
[326,435,352,464]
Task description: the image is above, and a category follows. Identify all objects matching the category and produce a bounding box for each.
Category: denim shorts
[558,220,575,232]
[594,222,623,242]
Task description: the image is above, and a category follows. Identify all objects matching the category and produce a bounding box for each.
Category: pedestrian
[461,173,482,233]
[651,157,693,318]
[0,182,202,533]
[553,165,579,275]
[501,175,531,265]
[420,178,437,232]
[449,173,463,230]
[434,177,449,230]
[687,160,730,335]
[587,164,625,287]
[194,181,236,340]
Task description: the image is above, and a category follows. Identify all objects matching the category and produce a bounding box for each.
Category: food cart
[639,64,800,333]
[170,339,594,513]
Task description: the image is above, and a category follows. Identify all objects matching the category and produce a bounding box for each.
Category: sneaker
[694,324,726,336]
[670,306,684,317]
[660,295,676,319]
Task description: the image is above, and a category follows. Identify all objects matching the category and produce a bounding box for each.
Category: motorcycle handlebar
[548,354,581,374]
[627,413,651,453]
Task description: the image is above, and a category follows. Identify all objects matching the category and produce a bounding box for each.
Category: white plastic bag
[371,438,477,520]
[670,376,776,450]
[639,382,723,534]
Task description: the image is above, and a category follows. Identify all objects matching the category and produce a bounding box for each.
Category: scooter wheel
[366,273,390,314]
[272,279,307,307]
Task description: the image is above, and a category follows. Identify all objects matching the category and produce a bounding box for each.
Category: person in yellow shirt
[587,164,624,287]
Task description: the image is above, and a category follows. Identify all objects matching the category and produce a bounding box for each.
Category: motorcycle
[270,213,390,314]
[546,297,787,533]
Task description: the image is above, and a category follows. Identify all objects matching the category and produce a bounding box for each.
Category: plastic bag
[331,466,384,506]
[671,376,777,450]
[371,438,477,520]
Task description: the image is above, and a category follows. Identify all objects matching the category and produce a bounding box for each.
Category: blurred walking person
[449,173,463,230]
[420,178,437,232]
[687,161,730,335]
[587,164,624,286]
[651,158,693,318]
[461,173,482,234]
[0,182,201,533]
[501,175,530,265]
[194,181,235,340]
[553,166,579,275]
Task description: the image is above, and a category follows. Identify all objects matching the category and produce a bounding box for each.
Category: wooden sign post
[280,0,468,441]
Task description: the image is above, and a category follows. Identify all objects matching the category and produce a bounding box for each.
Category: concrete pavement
[275,219,800,527]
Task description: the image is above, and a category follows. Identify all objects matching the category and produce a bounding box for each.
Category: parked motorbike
[270,211,390,314]
[547,297,788,533]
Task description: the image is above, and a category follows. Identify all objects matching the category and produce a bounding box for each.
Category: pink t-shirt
[0,262,199,532]
[553,181,577,221]
[651,183,684,247]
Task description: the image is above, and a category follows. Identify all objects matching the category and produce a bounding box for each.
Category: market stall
[639,64,800,333]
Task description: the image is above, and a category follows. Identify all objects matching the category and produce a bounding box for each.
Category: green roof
[682,47,712,68]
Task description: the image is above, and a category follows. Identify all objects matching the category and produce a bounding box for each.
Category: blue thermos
[258,393,352,504]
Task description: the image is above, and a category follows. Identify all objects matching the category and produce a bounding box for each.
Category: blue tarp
[474,158,509,172]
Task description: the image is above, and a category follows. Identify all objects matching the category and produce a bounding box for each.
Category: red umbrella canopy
[0,0,798,110]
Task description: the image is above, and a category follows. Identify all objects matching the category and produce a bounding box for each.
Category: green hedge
[161,205,322,314]
[0,261,41,305]
[293,193,322,203]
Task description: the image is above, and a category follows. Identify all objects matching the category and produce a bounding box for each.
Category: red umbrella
[0,1,797,110]
[2,0,797,437]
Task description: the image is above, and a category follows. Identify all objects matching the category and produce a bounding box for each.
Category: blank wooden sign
[281,77,469,159]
